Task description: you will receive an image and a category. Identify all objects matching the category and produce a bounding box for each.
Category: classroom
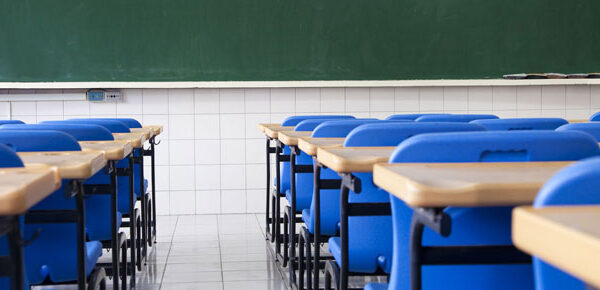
[1,1,600,289]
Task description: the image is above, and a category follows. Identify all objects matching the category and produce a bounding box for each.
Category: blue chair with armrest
[531,157,600,290]
[366,130,600,290]
[0,120,25,125]
[556,122,600,141]
[0,131,108,288]
[471,118,568,131]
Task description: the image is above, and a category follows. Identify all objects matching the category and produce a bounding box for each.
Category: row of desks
[260,122,600,289]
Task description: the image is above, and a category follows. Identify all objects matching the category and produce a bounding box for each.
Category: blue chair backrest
[416,114,499,123]
[556,122,600,141]
[344,122,486,147]
[41,120,130,133]
[532,157,600,290]
[0,120,25,125]
[0,143,24,167]
[0,124,114,141]
[385,114,448,121]
[589,111,600,121]
[70,118,142,128]
[281,115,355,126]
[471,118,568,131]
[385,130,600,290]
[312,119,396,138]
[0,131,81,152]
[295,118,375,132]
[391,131,599,163]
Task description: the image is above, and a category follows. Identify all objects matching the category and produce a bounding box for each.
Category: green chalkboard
[0,0,599,81]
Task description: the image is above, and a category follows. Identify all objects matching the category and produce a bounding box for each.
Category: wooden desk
[79,141,133,160]
[263,125,295,139]
[317,147,396,173]
[18,151,106,180]
[0,164,61,215]
[298,137,345,156]
[373,161,571,207]
[130,128,153,139]
[113,132,147,148]
[278,131,312,146]
[257,123,282,134]
[513,205,600,288]
[142,125,163,136]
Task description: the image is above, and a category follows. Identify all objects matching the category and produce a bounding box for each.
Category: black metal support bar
[412,208,451,237]
[74,180,87,290]
[346,203,391,216]
[128,155,137,285]
[420,245,531,265]
[82,184,112,195]
[134,148,148,262]
[108,161,120,290]
[288,146,298,281]
[0,216,24,290]
[150,137,157,244]
[339,179,350,290]
[114,168,131,176]
[265,137,273,239]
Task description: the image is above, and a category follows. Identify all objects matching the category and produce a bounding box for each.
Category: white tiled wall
[2,85,600,215]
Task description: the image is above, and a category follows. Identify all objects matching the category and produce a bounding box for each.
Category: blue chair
[589,112,600,121]
[471,118,568,131]
[366,130,600,290]
[0,123,115,141]
[416,114,499,123]
[68,118,143,128]
[325,122,485,287]
[531,157,600,290]
[0,120,25,125]
[0,131,107,287]
[41,119,131,133]
[556,122,600,141]
[385,114,448,121]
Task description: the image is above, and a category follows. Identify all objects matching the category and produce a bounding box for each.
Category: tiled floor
[34,214,287,290]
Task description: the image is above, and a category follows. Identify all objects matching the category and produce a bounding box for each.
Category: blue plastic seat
[41,119,131,133]
[556,122,600,141]
[385,114,448,121]
[276,115,355,195]
[0,120,25,125]
[0,124,115,141]
[367,130,600,290]
[0,131,104,285]
[68,118,143,128]
[327,122,485,274]
[589,111,600,121]
[530,157,600,290]
[471,118,568,131]
[416,114,498,123]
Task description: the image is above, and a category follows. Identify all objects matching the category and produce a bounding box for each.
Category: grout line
[158,215,178,289]
[216,215,225,290]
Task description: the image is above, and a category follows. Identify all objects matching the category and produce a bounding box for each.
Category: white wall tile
[169,166,196,190]
[591,86,600,109]
[169,89,194,115]
[245,164,265,189]
[168,115,194,139]
[220,114,245,139]
[245,114,270,139]
[270,113,288,123]
[541,109,566,118]
[517,86,541,110]
[0,102,10,117]
[369,111,394,119]
[63,101,90,116]
[566,109,591,120]
[36,115,63,122]
[493,110,518,118]
[541,86,566,110]
[36,101,63,115]
[296,88,320,113]
[195,140,220,165]
[11,102,36,116]
[117,89,143,115]
[220,140,246,164]
[196,190,221,214]
[270,88,295,113]
[90,101,116,116]
[244,89,270,113]
[221,190,246,214]
[156,191,170,215]
[245,139,264,164]
[369,88,394,112]
[345,88,369,112]
[468,87,493,111]
[154,165,170,191]
[195,89,220,114]
[566,85,590,109]
[419,87,443,111]
[443,87,468,111]
[170,190,195,215]
[169,140,195,165]
[221,165,245,189]
[220,89,245,113]
[246,189,264,213]
[395,87,419,112]
[143,89,169,114]
[195,115,220,139]
[16,115,37,124]
[195,165,221,190]
[320,88,345,112]
[492,86,517,110]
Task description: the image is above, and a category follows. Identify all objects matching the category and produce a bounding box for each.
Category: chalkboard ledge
[1,79,599,89]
